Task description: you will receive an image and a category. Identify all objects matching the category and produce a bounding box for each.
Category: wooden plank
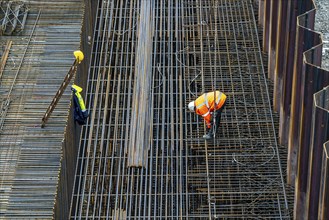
[0,40,12,80]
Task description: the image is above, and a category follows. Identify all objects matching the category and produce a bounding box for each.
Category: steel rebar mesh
[70,0,293,219]
[0,1,84,218]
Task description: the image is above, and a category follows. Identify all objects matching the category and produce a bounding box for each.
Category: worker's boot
[203,133,212,140]
[203,128,214,140]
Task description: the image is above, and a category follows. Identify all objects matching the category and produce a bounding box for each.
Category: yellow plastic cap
[72,84,83,93]
[74,50,84,63]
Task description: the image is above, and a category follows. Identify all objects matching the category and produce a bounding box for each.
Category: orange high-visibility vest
[195,91,226,128]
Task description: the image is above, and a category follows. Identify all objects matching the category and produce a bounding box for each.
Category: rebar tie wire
[175,46,202,97]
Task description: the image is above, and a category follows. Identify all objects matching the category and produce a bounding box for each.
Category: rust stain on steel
[262,0,270,53]
[305,86,329,220]
[319,141,329,220]
[287,2,316,187]
[273,0,288,112]
[278,0,299,150]
[267,0,278,81]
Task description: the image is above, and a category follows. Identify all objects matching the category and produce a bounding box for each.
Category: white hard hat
[188,101,195,112]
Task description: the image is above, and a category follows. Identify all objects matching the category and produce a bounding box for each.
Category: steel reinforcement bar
[0,1,84,218]
[70,0,293,219]
[127,0,154,168]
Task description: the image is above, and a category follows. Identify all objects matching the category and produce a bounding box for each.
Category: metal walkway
[70,0,293,218]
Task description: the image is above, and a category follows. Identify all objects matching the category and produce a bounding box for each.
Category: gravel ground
[315,0,329,70]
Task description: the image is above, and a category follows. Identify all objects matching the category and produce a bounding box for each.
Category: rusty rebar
[70,0,292,218]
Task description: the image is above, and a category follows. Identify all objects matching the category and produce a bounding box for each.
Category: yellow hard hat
[74,50,84,63]
[71,84,83,93]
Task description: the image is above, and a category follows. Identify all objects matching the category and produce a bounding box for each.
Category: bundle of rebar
[127,0,154,168]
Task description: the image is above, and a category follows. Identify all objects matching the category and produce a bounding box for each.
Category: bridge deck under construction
[70,0,293,219]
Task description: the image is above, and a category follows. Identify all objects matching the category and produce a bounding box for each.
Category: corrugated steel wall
[306,86,329,219]
[54,1,96,219]
[319,141,329,220]
[259,0,329,219]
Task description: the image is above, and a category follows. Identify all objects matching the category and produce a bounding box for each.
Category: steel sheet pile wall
[319,141,329,220]
[70,0,292,218]
[260,0,329,219]
[305,86,329,219]
[0,1,84,219]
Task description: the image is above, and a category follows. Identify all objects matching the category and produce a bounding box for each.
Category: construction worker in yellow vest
[71,84,89,125]
[188,91,227,139]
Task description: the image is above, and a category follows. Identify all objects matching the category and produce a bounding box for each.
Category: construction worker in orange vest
[188,91,227,139]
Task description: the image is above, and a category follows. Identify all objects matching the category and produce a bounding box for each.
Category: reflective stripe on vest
[202,111,210,117]
[75,91,86,111]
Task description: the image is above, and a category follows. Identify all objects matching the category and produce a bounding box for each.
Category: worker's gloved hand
[211,111,217,124]
[209,112,214,122]
[213,111,218,117]
[207,122,212,129]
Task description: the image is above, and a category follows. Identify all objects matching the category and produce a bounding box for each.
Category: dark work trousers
[208,101,226,135]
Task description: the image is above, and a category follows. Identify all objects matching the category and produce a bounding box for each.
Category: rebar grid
[0,1,84,218]
[70,0,292,219]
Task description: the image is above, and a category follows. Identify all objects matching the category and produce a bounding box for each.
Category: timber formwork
[70,0,293,219]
